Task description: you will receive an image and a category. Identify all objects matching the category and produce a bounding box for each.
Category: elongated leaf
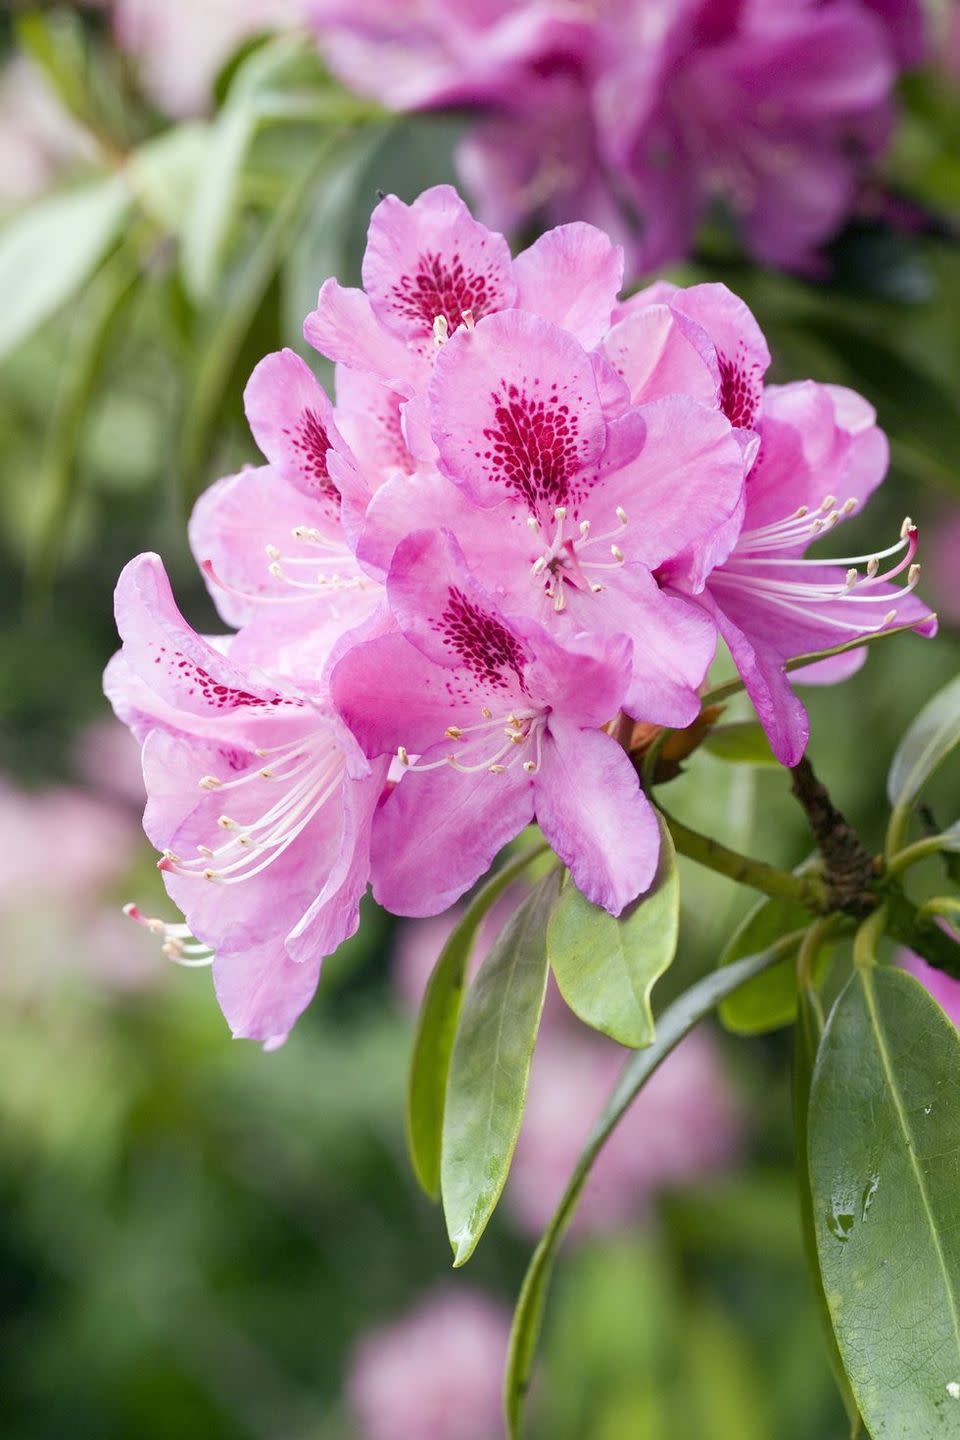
[888,674,960,809]
[504,933,799,1438]
[703,722,778,767]
[441,869,560,1267]
[794,983,861,1430]
[809,966,960,1438]
[0,177,129,359]
[719,893,814,1034]
[406,844,547,1199]
[547,815,678,1047]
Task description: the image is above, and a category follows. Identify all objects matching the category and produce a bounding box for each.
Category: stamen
[433,315,449,347]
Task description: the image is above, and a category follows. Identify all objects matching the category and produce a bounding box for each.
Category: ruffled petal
[512,222,623,349]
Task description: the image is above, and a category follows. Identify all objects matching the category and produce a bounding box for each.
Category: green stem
[660,807,829,911]
[504,934,800,1439]
[886,833,958,877]
[917,897,960,924]
[885,799,913,862]
[853,904,887,970]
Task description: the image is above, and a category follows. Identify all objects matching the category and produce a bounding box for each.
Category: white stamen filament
[123,903,214,967]
[397,707,548,777]
[160,732,344,886]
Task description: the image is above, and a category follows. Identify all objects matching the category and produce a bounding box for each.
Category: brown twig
[789,757,878,917]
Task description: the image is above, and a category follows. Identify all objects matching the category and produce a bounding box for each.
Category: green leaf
[406,844,547,1200]
[809,965,960,1438]
[703,721,778,767]
[504,932,800,1439]
[441,869,560,1267]
[888,674,960,809]
[794,979,861,1431]
[719,893,819,1035]
[127,123,211,236]
[0,177,129,360]
[547,815,678,1047]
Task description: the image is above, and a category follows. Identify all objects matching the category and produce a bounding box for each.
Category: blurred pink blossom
[920,506,960,627]
[0,57,97,208]
[310,0,923,273]
[74,717,146,808]
[508,1021,743,1236]
[0,779,140,909]
[347,1288,510,1440]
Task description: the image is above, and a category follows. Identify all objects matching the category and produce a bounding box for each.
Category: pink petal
[512,222,624,349]
[667,284,770,430]
[362,184,516,345]
[429,309,606,515]
[602,303,720,408]
[534,721,659,915]
[304,278,420,388]
[371,759,535,916]
[213,938,323,1046]
[243,349,344,510]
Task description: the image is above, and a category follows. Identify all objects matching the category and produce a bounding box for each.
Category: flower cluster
[309,0,924,273]
[107,185,932,1044]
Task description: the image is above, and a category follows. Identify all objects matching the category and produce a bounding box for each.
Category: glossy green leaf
[441,869,560,1267]
[0,177,129,360]
[703,722,778,767]
[128,124,211,236]
[547,815,678,1047]
[719,894,814,1035]
[406,844,547,1200]
[809,965,960,1438]
[505,933,798,1438]
[794,982,861,1431]
[888,674,960,809]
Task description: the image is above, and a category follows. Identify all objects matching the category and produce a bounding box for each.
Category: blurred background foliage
[0,6,959,1439]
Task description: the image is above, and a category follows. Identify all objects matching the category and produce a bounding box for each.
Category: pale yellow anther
[217,815,236,830]
[591,583,604,594]
[527,516,540,531]
[908,563,921,585]
[820,495,837,512]
[883,609,897,625]
[610,545,625,562]
[445,726,462,739]
[845,568,858,589]
[616,506,628,525]
[202,868,217,881]
[866,557,879,578]
[795,506,809,518]
[523,760,537,773]
[481,707,493,719]
[554,506,567,521]
[901,516,915,538]
[196,845,214,858]
[433,315,449,347]
[268,561,283,578]
[579,520,591,537]
[199,775,221,790]
[397,746,410,766]
[842,498,857,515]
[489,764,506,774]
[265,544,280,560]
[259,768,273,779]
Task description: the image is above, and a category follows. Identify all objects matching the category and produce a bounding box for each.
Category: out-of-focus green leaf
[15,10,95,136]
[127,124,211,236]
[888,674,960,809]
[505,933,799,1439]
[809,966,960,1437]
[719,894,816,1035]
[0,177,129,360]
[703,722,778,767]
[547,815,678,1048]
[441,869,560,1267]
[406,844,547,1200]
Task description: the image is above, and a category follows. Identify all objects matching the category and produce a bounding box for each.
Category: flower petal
[512,222,623,349]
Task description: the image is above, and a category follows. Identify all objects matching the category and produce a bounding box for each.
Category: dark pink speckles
[433,587,527,692]
[284,408,341,509]
[154,647,301,711]
[478,379,585,512]
[718,346,762,429]
[391,249,503,334]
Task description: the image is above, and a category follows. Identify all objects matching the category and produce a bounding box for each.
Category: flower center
[528,505,629,611]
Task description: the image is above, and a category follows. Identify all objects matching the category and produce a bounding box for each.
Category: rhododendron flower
[106,553,386,1045]
[332,529,659,916]
[901,950,960,1026]
[347,1288,510,1440]
[309,0,923,273]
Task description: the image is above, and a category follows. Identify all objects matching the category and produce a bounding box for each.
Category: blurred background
[1,5,959,1438]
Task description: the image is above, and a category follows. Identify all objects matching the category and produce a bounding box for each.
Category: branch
[789,758,877,917]
[660,808,830,911]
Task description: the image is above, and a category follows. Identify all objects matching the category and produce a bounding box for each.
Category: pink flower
[332,528,659,916]
[347,1288,510,1440]
[919,505,960,627]
[105,552,387,1046]
[0,779,140,910]
[0,58,97,209]
[508,1021,743,1236]
[309,0,918,273]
